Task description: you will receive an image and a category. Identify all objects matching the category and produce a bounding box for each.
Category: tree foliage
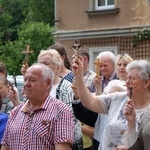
[0,0,27,42]
[0,22,54,75]
[0,0,55,74]
[132,29,150,47]
[26,0,54,25]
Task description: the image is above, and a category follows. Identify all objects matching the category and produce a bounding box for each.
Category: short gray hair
[31,63,54,90]
[126,60,150,81]
[97,51,116,64]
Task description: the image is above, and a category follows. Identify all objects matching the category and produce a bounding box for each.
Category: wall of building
[55,0,150,31]
[54,0,150,63]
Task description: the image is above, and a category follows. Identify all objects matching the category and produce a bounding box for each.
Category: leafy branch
[132,29,150,47]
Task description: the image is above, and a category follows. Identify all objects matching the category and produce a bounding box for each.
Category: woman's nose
[125,79,130,85]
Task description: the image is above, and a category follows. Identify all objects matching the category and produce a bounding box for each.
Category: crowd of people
[0,43,149,150]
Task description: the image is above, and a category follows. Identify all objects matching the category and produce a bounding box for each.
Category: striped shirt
[1,95,74,150]
[56,78,83,149]
[83,68,96,93]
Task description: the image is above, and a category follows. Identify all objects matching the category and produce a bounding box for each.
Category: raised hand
[71,79,79,100]
[72,56,84,78]
[21,63,29,76]
[124,100,136,131]
[8,86,21,107]
[93,76,102,95]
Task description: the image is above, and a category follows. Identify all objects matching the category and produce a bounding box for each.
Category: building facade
[54,0,150,69]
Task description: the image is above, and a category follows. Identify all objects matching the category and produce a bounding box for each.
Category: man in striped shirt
[1,63,74,150]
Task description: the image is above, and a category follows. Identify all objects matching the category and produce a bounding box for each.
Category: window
[95,0,115,10]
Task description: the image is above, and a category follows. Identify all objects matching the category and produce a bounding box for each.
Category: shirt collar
[101,70,116,81]
[83,67,90,76]
[109,71,116,80]
[21,95,51,113]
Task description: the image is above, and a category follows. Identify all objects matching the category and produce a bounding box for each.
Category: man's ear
[83,56,87,61]
[47,78,51,88]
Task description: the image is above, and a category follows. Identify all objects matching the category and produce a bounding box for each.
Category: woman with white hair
[122,60,150,150]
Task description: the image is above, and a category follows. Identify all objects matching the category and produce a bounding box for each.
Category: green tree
[18,21,54,65]
[0,0,55,74]
[0,22,54,75]
[0,0,27,43]
[26,0,54,25]
[0,0,54,44]
[0,4,12,44]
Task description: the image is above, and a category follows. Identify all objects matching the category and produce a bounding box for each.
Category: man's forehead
[100,62,112,66]
[98,58,113,64]
[26,66,42,75]
[28,65,42,70]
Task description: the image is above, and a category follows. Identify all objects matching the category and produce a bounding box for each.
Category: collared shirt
[56,78,83,150]
[64,71,74,83]
[83,68,96,93]
[1,95,74,150]
[63,68,96,93]
[101,71,118,91]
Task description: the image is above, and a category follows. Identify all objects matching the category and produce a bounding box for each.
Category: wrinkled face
[0,81,9,99]
[99,56,114,78]
[24,66,49,100]
[38,55,58,75]
[116,58,128,80]
[126,68,146,99]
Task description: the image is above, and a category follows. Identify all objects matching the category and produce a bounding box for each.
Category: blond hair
[115,54,133,67]
[38,49,63,72]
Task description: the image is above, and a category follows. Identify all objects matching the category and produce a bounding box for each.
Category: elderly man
[96,51,117,90]
[1,63,74,150]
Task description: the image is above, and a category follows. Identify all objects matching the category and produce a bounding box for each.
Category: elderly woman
[122,62,150,150]
[72,58,150,150]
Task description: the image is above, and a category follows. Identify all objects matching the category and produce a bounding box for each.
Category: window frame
[95,0,115,10]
